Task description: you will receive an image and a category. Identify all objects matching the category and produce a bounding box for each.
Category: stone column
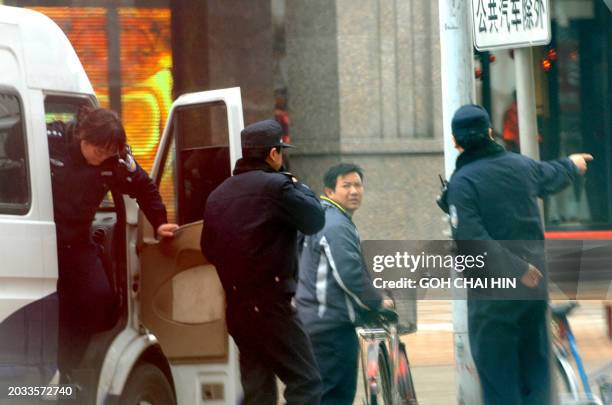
[286,0,446,240]
[172,0,274,124]
[171,0,210,98]
[285,0,342,154]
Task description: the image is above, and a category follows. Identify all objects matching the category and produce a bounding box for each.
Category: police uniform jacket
[201,157,325,303]
[447,142,578,298]
[47,121,167,246]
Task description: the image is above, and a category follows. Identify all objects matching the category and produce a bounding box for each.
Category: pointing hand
[568,153,593,175]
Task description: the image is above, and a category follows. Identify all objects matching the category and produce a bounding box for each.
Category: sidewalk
[354,300,612,404]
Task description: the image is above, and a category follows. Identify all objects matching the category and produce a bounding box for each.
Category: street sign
[471,0,551,51]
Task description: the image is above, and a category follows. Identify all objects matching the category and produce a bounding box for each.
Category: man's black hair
[451,104,493,151]
[454,129,492,151]
[243,146,281,161]
[323,163,364,190]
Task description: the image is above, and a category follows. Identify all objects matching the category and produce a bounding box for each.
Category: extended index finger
[582,154,594,161]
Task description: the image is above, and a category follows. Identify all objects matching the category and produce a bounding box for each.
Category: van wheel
[119,363,176,405]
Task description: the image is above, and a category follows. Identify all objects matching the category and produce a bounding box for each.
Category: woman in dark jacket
[48,107,177,382]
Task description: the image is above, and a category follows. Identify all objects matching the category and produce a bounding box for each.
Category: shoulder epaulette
[46,128,63,138]
[279,171,298,183]
[46,121,67,140]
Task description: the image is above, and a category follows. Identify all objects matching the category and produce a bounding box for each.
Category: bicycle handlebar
[360,307,400,327]
[377,307,399,323]
[551,302,579,319]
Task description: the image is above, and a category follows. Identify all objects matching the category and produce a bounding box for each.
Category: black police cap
[241,119,294,149]
[451,104,492,138]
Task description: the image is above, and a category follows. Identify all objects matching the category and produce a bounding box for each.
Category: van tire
[119,363,176,405]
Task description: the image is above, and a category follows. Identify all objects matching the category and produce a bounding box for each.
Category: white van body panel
[171,350,242,405]
[0,8,97,320]
[99,329,157,400]
[0,7,85,327]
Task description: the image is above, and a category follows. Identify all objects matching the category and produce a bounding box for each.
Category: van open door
[138,88,244,404]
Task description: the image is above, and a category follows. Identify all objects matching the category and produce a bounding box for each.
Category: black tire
[366,343,392,405]
[555,357,573,392]
[119,363,176,405]
[397,345,418,405]
[370,345,392,405]
[554,350,580,402]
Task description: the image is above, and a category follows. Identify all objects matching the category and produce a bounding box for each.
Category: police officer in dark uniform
[47,107,178,382]
[201,119,325,405]
[444,104,592,404]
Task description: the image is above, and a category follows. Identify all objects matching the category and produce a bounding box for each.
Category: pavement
[353,300,612,405]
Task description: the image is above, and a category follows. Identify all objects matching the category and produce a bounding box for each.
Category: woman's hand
[157,223,179,238]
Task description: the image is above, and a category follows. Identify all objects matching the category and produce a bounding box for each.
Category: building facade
[8,0,612,239]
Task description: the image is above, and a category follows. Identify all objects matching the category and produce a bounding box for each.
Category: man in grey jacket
[296,163,387,405]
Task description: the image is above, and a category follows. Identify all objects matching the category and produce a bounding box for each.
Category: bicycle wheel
[397,343,418,405]
[367,343,392,405]
[553,344,580,402]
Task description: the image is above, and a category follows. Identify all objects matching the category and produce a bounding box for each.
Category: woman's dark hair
[75,106,126,151]
[323,163,364,190]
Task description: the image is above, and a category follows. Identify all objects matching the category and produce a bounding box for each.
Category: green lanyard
[320,196,349,216]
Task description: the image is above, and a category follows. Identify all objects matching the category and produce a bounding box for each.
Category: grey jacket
[296,198,382,335]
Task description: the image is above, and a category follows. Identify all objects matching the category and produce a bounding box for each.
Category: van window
[0,93,29,214]
[176,102,231,225]
[157,102,231,226]
[44,96,89,124]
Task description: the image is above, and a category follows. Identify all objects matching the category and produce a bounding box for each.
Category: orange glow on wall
[33,7,110,102]
[31,7,172,173]
[119,8,173,172]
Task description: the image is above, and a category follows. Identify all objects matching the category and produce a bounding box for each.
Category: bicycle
[357,308,418,405]
[551,302,605,405]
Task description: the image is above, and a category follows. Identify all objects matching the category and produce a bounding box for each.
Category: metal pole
[480,52,492,115]
[439,1,475,180]
[514,46,561,405]
[514,47,540,160]
[438,1,482,404]
[106,5,122,117]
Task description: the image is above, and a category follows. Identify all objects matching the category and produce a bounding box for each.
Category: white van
[0,6,243,404]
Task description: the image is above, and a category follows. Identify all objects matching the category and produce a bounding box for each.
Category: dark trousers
[57,242,115,378]
[468,300,551,405]
[226,298,322,405]
[309,325,359,405]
